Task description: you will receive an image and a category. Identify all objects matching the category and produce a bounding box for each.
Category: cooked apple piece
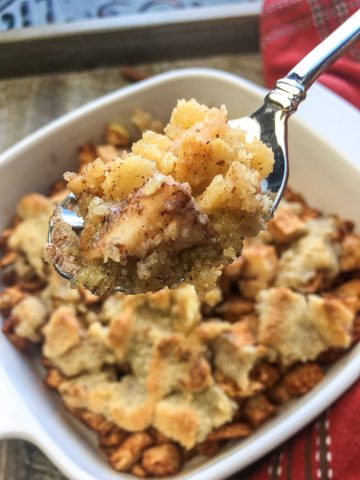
[80,174,209,265]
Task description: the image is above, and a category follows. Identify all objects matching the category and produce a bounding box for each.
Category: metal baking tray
[0,2,261,77]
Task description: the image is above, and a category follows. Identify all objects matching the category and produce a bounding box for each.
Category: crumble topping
[153,386,236,449]
[275,217,340,291]
[257,287,353,365]
[214,319,269,395]
[1,110,359,478]
[44,99,274,296]
[12,296,47,343]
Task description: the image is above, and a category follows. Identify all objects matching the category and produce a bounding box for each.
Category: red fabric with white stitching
[240,384,360,480]
[260,0,360,109]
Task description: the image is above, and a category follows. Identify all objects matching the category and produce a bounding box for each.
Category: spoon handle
[266,9,360,113]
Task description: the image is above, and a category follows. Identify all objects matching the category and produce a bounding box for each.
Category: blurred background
[0,0,259,28]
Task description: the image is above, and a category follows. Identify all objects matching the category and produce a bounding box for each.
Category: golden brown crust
[283,189,320,220]
[108,433,153,471]
[268,201,307,244]
[242,394,276,427]
[275,217,340,292]
[257,287,354,365]
[69,408,115,435]
[0,286,26,310]
[206,422,253,441]
[153,386,235,449]
[267,384,292,405]
[147,335,213,396]
[351,314,360,343]
[195,320,231,342]
[17,193,52,219]
[340,234,360,271]
[220,257,244,298]
[96,145,123,164]
[0,227,13,248]
[147,428,170,445]
[195,439,223,457]
[98,428,127,448]
[141,444,182,476]
[8,194,57,280]
[44,368,66,391]
[214,320,268,395]
[2,315,35,352]
[43,306,82,358]
[267,363,324,404]
[130,463,148,478]
[250,362,280,389]
[0,251,17,269]
[215,297,254,322]
[8,295,48,343]
[154,401,200,450]
[60,374,154,432]
[237,243,278,299]
[334,279,360,300]
[131,109,164,134]
[105,123,131,148]
[282,363,324,396]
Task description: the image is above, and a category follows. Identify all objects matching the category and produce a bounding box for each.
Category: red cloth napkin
[260,0,360,109]
[236,384,360,480]
[234,2,360,478]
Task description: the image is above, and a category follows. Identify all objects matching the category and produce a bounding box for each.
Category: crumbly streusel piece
[213,319,268,395]
[44,284,236,449]
[267,199,307,243]
[42,306,115,377]
[153,386,236,449]
[60,373,155,432]
[9,193,57,279]
[230,196,358,300]
[11,295,48,342]
[44,99,274,296]
[237,242,278,299]
[275,217,341,291]
[257,287,354,365]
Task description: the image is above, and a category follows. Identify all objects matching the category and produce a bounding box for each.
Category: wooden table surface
[0,53,264,480]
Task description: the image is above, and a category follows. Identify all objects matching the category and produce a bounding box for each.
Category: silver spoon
[49,10,360,282]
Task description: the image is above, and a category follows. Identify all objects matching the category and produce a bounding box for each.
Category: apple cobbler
[44,99,274,297]
[1,115,360,478]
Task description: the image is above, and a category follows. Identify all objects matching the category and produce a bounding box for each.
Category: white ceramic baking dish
[0,68,359,480]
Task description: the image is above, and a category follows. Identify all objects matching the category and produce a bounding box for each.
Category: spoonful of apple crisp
[44,11,359,297]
